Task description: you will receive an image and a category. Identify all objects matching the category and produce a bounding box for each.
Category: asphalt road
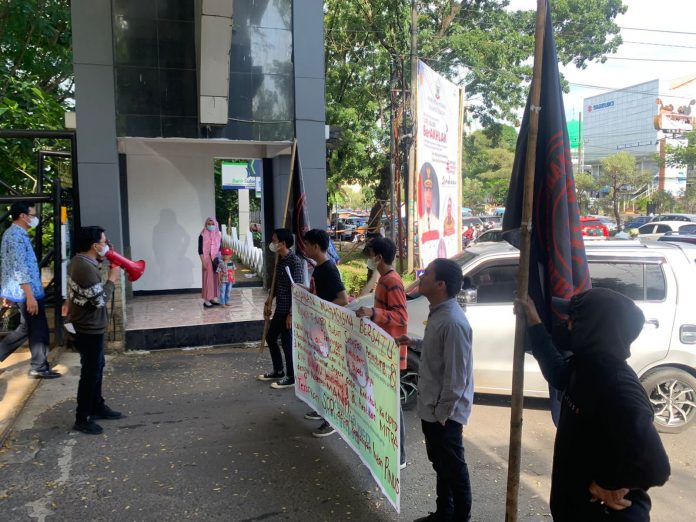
[0,346,692,521]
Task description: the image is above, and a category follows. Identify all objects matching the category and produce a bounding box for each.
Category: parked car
[473,228,503,244]
[579,216,609,237]
[350,241,696,433]
[636,221,686,240]
[658,225,696,246]
[331,220,356,241]
[462,216,484,229]
[649,213,696,223]
[592,215,618,232]
[623,216,652,230]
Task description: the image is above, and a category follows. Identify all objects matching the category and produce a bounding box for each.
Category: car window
[679,224,696,234]
[582,219,603,227]
[655,224,672,233]
[638,224,654,234]
[589,262,666,301]
[470,265,518,304]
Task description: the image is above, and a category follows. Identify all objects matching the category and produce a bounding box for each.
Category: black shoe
[270,376,295,389]
[210,300,222,306]
[304,410,322,421]
[73,419,103,435]
[28,369,61,379]
[312,420,336,438]
[257,371,284,381]
[203,302,214,308]
[91,405,123,420]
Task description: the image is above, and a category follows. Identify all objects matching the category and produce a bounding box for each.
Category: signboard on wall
[415,60,464,268]
[221,160,261,189]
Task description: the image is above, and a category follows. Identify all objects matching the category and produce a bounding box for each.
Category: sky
[506,0,696,121]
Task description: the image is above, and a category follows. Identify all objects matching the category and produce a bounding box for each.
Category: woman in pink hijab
[198,216,222,308]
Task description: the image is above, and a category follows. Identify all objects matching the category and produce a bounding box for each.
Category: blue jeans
[219,282,233,304]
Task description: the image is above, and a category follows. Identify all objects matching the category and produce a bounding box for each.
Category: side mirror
[457,287,477,306]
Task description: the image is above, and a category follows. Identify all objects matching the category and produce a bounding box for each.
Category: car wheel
[641,368,696,434]
[400,371,418,409]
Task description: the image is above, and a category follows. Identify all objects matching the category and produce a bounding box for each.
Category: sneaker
[91,405,123,420]
[270,376,295,389]
[73,419,103,435]
[28,369,60,379]
[400,461,407,470]
[257,371,284,381]
[304,410,322,421]
[312,420,336,438]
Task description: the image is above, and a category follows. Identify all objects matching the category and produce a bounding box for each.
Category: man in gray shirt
[398,258,473,522]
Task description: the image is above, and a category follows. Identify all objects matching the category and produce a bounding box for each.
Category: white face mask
[26,215,39,229]
[268,242,278,253]
[96,244,110,257]
[366,257,377,271]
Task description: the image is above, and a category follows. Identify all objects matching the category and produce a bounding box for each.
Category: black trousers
[266,312,293,378]
[0,299,50,371]
[422,419,472,521]
[74,332,106,422]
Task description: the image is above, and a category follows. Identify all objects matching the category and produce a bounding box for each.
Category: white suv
[352,240,696,433]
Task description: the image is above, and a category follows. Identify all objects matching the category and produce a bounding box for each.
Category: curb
[0,344,66,448]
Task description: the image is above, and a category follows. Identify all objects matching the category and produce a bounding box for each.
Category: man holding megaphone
[66,226,124,435]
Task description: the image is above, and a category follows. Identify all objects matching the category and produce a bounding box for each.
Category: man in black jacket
[515,288,670,521]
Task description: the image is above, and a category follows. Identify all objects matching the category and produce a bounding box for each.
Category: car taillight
[680,325,696,344]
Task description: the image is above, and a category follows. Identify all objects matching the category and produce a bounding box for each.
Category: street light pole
[406,0,417,273]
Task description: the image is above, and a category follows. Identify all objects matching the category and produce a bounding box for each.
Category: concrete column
[293,0,327,230]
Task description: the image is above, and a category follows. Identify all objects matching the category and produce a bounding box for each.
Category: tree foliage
[665,130,696,212]
[599,152,650,227]
[0,0,73,191]
[324,0,627,214]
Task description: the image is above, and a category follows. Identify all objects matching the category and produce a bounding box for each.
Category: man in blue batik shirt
[0,202,60,378]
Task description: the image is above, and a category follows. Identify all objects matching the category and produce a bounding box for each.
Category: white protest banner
[415,60,464,267]
[291,283,401,512]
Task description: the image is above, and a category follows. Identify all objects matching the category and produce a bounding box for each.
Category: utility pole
[406,0,417,273]
[389,59,396,242]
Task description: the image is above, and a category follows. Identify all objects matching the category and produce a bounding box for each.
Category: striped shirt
[372,270,408,370]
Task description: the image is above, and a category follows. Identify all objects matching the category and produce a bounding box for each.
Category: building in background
[71,0,326,293]
[70,0,326,342]
[582,75,696,196]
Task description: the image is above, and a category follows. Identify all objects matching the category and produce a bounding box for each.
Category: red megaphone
[105,249,146,282]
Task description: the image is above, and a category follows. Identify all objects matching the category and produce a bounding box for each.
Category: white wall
[120,139,289,291]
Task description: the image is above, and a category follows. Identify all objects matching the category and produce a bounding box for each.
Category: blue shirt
[415,298,474,425]
[0,223,45,302]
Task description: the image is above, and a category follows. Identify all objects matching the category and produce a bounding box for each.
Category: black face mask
[551,320,572,352]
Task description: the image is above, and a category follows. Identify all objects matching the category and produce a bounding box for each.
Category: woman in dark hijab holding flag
[515,288,670,521]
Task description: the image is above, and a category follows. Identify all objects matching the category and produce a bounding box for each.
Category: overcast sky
[507,0,696,121]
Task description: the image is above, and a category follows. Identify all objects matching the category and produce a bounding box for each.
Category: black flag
[291,147,311,259]
[503,0,591,332]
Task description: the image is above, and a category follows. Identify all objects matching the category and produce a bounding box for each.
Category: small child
[217,247,236,306]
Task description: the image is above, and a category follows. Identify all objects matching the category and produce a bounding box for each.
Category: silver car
[351,240,696,433]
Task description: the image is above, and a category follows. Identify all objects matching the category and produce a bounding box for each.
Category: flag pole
[259,139,298,353]
[505,1,546,520]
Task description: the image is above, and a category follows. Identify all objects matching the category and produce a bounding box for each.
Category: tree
[574,171,598,214]
[324,0,627,233]
[0,0,73,191]
[599,152,650,227]
[665,130,696,212]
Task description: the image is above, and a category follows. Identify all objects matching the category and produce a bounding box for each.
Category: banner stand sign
[415,60,464,268]
[288,274,401,512]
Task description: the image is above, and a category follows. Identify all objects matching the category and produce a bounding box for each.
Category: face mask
[206,225,216,232]
[269,242,278,253]
[551,320,573,352]
[366,257,377,271]
[26,215,39,229]
[96,244,110,258]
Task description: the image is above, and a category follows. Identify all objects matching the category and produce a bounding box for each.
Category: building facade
[71,0,326,295]
[583,76,696,196]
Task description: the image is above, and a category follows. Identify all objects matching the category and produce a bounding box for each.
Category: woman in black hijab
[515,288,670,521]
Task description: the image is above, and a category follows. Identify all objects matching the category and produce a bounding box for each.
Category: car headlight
[680,325,696,344]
